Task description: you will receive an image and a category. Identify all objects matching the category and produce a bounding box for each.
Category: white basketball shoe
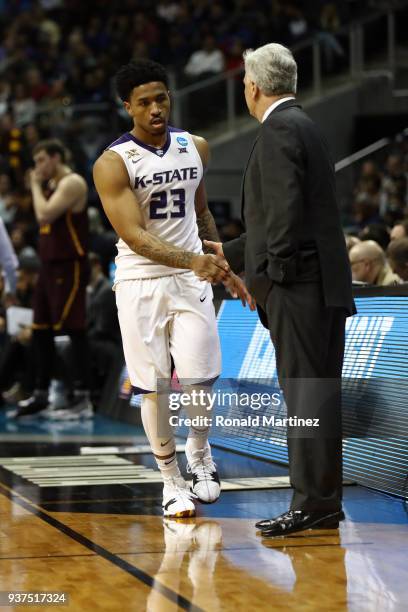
[162,475,197,518]
[186,441,221,504]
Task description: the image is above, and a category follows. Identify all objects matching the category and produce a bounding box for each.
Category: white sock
[141,392,180,480]
[183,384,213,454]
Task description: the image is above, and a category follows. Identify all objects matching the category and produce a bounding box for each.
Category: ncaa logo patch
[176,136,188,147]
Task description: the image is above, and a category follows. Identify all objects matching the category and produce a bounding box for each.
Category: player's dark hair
[115,59,169,102]
[33,139,68,163]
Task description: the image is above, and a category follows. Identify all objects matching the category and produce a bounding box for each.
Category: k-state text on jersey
[135,166,199,189]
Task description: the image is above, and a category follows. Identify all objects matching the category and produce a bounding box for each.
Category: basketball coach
[206,43,355,537]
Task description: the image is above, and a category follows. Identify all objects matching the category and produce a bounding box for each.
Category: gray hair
[243,43,297,95]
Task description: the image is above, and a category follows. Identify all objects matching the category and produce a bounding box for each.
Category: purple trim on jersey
[106,127,186,155]
[168,126,185,133]
[126,130,171,157]
[131,385,154,396]
[106,133,133,149]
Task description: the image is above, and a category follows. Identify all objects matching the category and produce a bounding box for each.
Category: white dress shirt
[262,96,295,123]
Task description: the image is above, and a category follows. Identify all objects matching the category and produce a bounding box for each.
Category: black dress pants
[265,280,347,512]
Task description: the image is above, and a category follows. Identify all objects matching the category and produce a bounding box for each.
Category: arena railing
[24,1,407,173]
[335,127,408,222]
[169,0,408,134]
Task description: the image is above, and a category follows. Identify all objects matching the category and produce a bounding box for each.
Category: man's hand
[223,273,256,310]
[204,240,224,258]
[191,254,229,283]
[29,168,41,188]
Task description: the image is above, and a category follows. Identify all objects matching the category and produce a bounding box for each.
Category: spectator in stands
[349,239,401,286]
[25,67,50,103]
[131,40,150,62]
[133,11,160,50]
[0,217,18,302]
[352,192,381,229]
[0,254,40,406]
[184,35,225,79]
[60,252,121,406]
[345,234,360,252]
[284,2,310,44]
[225,38,245,73]
[0,79,11,116]
[0,113,26,184]
[88,207,116,275]
[381,153,407,215]
[11,83,37,128]
[355,174,382,209]
[0,173,13,224]
[157,0,181,24]
[205,2,230,42]
[390,218,408,241]
[9,224,36,259]
[86,253,119,344]
[360,159,382,180]
[7,182,37,239]
[15,253,40,308]
[359,222,390,250]
[387,238,408,282]
[86,252,121,402]
[165,31,190,71]
[318,2,345,72]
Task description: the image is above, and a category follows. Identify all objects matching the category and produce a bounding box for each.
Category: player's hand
[223,273,256,310]
[29,168,41,186]
[204,240,224,258]
[191,254,229,283]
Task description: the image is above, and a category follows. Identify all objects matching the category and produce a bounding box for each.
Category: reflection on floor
[0,412,407,611]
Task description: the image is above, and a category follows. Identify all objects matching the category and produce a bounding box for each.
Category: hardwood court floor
[0,436,407,611]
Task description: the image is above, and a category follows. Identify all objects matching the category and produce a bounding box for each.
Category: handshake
[191,240,256,311]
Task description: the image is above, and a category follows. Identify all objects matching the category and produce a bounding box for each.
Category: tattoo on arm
[129,227,196,269]
[197,209,220,253]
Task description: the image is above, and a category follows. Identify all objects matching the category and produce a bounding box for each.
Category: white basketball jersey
[108,127,203,280]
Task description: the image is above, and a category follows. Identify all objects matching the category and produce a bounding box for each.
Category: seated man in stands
[184,35,225,79]
[349,240,401,286]
[387,238,408,282]
[0,255,40,406]
[58,253,122,410]
[86,252,122,405]
[390,219,408,241]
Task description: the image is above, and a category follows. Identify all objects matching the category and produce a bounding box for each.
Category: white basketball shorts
[114,271,222,393]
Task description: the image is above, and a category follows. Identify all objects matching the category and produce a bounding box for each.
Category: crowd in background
[0,0,376,106]
[346,133,408,286]
[0,0,395,196]
[0,0,407,412]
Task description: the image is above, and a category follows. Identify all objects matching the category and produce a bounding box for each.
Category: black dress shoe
[15,393,48,418]
[256,510,345,537]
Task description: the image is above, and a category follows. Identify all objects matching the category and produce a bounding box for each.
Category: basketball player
[93,59,253,518]
[16,139,92,419]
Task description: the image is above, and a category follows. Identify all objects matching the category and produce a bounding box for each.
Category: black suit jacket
[223,100,355,323]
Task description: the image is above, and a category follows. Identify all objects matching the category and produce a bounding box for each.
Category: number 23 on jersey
[149,189,186,219]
